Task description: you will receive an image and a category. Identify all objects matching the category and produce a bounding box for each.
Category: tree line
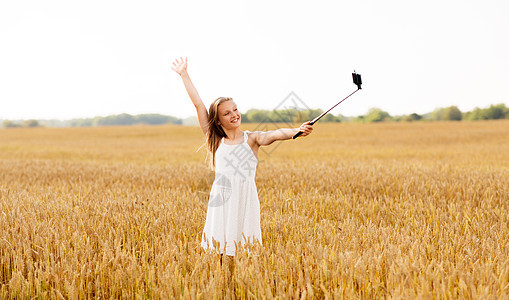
[2,104,508,128]
[2,114,182,128]
[240,103,509,123]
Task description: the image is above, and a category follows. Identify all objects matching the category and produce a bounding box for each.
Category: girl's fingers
[171,58,186,67]
[299,124,313,136]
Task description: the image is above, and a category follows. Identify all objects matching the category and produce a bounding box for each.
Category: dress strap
[243,131,248,143]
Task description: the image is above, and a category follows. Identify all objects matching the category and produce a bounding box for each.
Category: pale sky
[1,0,508,120]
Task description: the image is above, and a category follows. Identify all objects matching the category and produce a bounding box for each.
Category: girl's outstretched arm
[253,122,313,146]
[171,57,208,135]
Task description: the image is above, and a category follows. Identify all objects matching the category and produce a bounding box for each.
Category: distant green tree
[443,106,462,121]
[464,107,483,120]
[298,109,322,123]
[135,114,180,125]
[23,119,40,127]
[322,113,341,122]
[114,114,136,125]
[354,115,365,123]
[246,109,270,123]
[365,108,391,122]
[292,110,309,123]
[482,103,508,120]
[95,114,135,126]
[240,113,250,123]
[269,109,297,123]
[430,106,461,121]
[335,114,347,122]
[3,120,21,128]
[70,114,183,127]
[409,113,422,121]
[430,108,445,121]
[402,113,422,122]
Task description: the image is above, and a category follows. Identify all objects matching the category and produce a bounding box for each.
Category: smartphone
[352,72,362,89]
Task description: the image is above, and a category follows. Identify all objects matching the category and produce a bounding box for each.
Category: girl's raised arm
[171,57,209,135]
[252,122,313,146]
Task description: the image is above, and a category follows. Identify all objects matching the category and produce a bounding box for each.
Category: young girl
[171,57,313,256]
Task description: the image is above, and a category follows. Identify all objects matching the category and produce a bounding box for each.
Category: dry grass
[1,121,508,298]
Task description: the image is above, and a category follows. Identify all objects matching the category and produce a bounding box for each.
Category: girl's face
[217,100,241,130]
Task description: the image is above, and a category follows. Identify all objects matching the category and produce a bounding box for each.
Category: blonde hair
[206,97,233,169]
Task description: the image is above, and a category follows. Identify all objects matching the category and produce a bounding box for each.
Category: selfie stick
[292,72,362,139]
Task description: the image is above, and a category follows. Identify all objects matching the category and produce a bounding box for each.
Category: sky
[1,0,508,120]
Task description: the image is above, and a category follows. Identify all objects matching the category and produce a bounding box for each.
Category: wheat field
[1,121,508,299]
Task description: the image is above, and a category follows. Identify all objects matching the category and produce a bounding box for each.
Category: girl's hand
[298,121,313,137]
[171,57,187,75]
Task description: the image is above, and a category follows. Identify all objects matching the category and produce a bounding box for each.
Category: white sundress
[201,130,262,256]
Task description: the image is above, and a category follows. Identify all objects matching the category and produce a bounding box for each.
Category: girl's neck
[223,128,243,142]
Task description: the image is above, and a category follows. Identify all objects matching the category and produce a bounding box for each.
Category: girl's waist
[213,169,257,180]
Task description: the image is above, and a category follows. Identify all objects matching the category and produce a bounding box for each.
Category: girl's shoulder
[244,130,259,138]
[244,130,262,145]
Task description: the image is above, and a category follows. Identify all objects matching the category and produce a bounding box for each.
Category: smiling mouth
[231,118,239,123]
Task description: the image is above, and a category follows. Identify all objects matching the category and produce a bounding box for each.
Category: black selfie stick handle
[292,130,304,139]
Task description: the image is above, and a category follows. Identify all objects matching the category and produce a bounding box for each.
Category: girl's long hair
[206,97,233,169]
